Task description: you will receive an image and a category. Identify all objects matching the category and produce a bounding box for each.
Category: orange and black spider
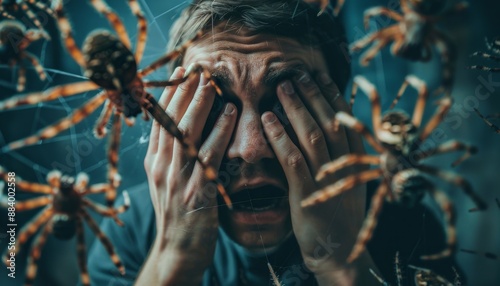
[0,0,55,34]
[0,0,232,208]
[0,19,47,91]
[350,0,468,95]
[473,108,500,134]
[0,166,130,286]
[302,75,487,263]
[469,37,500,72]
[303,0,345,16]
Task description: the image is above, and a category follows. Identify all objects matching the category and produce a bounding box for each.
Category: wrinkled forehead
[182,24,328,81]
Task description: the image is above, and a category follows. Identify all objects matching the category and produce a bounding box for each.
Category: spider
[301,75,487,263]
[350,0,468,95]
[0,166,130,286]
[473,108,500,134]
[0,19,48,91]
[468,37,500,72]
[0,0,55,34]
[0,0,232,208]
[303,0,345,16]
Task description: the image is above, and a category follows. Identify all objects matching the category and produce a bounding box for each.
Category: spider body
[0,20,47,91]
[302,75,486,263]
[0,167,129,286]
[350,0,468,94]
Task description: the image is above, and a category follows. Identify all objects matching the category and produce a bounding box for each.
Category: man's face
[183,25,330,251]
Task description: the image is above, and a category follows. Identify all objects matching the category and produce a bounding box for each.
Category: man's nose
[227,110,274,163]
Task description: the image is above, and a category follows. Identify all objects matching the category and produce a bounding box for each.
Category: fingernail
[263,112,276,124]
[297,71,312,85]
[319,73,333,85]
[281,80,295,95]
[199,73,209,86]
[171,67,184,79]
[184,63,197,76]
[224,104,234,115]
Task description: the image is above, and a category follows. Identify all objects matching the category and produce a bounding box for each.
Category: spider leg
[360,39,390,66]
[80,209,125,275]
[0,166,53,194]
[468,65,500,72]
[82,191,130,226]
[335,112,385,153]
[82,183,111,195]
[3,206,54,265]
[23,52,46,81]
[89,0,131,49]
[485,37,500,55]
[369,268,387,285]
[0,81,98,111]
[14,196,52,212]
[47,170,62,189]
[395,251,403,286]
[391,76,429,128]
[142,93,233,209]
[417,140,477,167]
[17,64,27,92]
[347,182,388,262]
[75,217,90,286]
[351,76,382,134]
[470,51,500,62]
[3,91,107,152]
[127,0,147,64]
[24,222,52,286]
[105,113,122,207]
[28,0,56,17]
[302,169,383,207]
[350,31,380,53]
[139,31,203,77]
[418,97,452,142]
[54,1,86,67]
[474,108,500,133]
[94,99,113,138]
[420,187,456,260]
[363,7,402,30]
[431,30,457,96]
[268,262,282,286]
[19,2,44,33]
[0,8,15,19]
[418,165,487,210]
[316,154,381,181]
[408,266,454,286]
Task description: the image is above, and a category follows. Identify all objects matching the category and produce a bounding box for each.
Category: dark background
[0,0,499,285]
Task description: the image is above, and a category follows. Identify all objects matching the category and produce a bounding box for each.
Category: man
[88,1,462,285]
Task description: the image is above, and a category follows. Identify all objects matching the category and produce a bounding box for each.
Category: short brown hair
[167,0,351,92]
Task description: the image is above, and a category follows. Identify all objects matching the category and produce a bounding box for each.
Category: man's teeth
[234,198,282,211]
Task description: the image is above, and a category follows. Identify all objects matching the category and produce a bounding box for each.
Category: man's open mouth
[230,185,287,212]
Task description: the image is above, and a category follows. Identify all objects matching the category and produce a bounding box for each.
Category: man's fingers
[147,67,185,156]
[277,80,330,172]
[177,81,216,147]
[293,72,350,161]
[261,111,315,202]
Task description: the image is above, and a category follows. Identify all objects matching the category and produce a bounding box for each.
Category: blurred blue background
[0,0,499,285]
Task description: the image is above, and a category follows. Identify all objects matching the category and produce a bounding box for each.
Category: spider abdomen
[82,30,137,90]
[52,214,77,240]
[391,169,429,208]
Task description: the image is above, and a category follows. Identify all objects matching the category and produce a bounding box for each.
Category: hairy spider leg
[391,75,429,128]
[474,108,500,133]
[302,169,383,207]
[127,0,147,63]
[3,207,54,264]
[350,76,382,134]
[316,154,381,181]
[75,217,90,286]
[23,51,46,81]
[432,30,456,96]
[104,113,122,207]
[419,187,456,260]
[89,0,131,49]
[3,91,107,152]
[82,191,130,226]
[363,6,402,30]
[24,222,52,286]
[418,97,452,142]
[80,209,125,274]
[347,182,388,263]
[418,165,487,211]
[409,265,454,286]
[14,196,52,211]
[0,81,99,111]
[416,140,477,167]
[54,2,85,66]
[335,112,385,153]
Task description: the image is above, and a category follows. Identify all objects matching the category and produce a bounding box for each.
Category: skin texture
[138,24,379,286]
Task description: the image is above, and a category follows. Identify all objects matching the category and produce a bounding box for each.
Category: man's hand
[262,71,377,285]
[138,66,237,285]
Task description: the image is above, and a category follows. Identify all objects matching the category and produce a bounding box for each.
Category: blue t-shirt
[87,182,463,285]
